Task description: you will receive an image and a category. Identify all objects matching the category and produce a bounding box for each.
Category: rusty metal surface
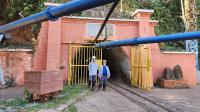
[24,71,63,95]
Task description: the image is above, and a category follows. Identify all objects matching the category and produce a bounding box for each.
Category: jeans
[98,76,107,91]
[88,75,96,91]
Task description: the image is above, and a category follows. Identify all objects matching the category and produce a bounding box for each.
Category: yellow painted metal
[75,47,78,85]
[83,47,85,84]
[131,45,152,91]
[68,45,102,85]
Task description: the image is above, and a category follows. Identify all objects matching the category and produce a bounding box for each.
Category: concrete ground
[0,86,24,100]
[119,83,200,112]
[75,83,200,112]
[196,71,200,83]
[1,84,200,112]
[144,86,200,112]
[75,87,148,112]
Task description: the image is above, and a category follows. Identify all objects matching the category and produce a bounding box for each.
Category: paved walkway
[0,86,24,100]
[75,87,147,112]
[75,83,200,112]
[119,83,200,112]
[1,84,200,112]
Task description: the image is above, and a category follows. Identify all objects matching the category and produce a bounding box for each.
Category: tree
[120,0,185,50]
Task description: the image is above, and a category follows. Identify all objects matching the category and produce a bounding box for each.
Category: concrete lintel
[150,20,159,23]
[132,9,154,17]
[44,2,62,7]
[63,16,140,22]
[162,51,195,54]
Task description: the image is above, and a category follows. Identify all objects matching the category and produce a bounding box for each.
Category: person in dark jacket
[98,60,110,91]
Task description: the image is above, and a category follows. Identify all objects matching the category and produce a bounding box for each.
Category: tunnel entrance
[68,45,130,85]
[102,47,130,84]
[68,45,152,91]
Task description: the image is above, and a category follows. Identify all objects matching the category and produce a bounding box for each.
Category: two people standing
[88,56,110,91]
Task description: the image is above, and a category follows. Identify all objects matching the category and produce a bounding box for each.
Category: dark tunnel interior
[102,47,130,84]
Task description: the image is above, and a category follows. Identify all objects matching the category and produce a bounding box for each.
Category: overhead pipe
[0,0,117,33]
[95,31,200,48]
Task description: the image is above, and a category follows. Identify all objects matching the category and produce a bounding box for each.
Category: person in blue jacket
[98,59,110,91]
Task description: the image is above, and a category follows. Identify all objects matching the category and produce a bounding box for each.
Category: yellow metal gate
[131,45,152,91]
[68,45,102,85]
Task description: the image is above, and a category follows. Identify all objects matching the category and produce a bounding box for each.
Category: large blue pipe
[0,0,116,33]
[95,31,200,48]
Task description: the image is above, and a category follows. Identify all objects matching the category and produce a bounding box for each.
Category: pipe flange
[45,6,58,21]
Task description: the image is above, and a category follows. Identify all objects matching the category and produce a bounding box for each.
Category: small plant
[68,104,77,112]
[5,75,16,88]
[5,98,27,107]
[24,88,32,102]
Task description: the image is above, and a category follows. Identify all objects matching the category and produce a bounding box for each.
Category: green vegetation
[121,0,185,51]
[0,0,46,23]
[0,44,34,49]
[0,85,88,112]
[68,104,78,112]
[0,98,27,107]
[160,44,186,52]
[0,0,70,23]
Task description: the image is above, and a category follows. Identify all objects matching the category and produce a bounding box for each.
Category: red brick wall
[150,43,196,86]
[0,49,33,85]
[61,18,140,44]
[60,44,69,81]
[33,22,48,71]
[46,19,62,70]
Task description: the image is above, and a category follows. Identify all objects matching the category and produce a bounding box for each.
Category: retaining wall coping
[62,16,158,23]
[0,48,33,52]
[162,51,195,55]
[63,16,140,22]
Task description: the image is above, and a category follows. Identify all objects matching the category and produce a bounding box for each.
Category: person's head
[102,60,107,66]
[91,56,96,62]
